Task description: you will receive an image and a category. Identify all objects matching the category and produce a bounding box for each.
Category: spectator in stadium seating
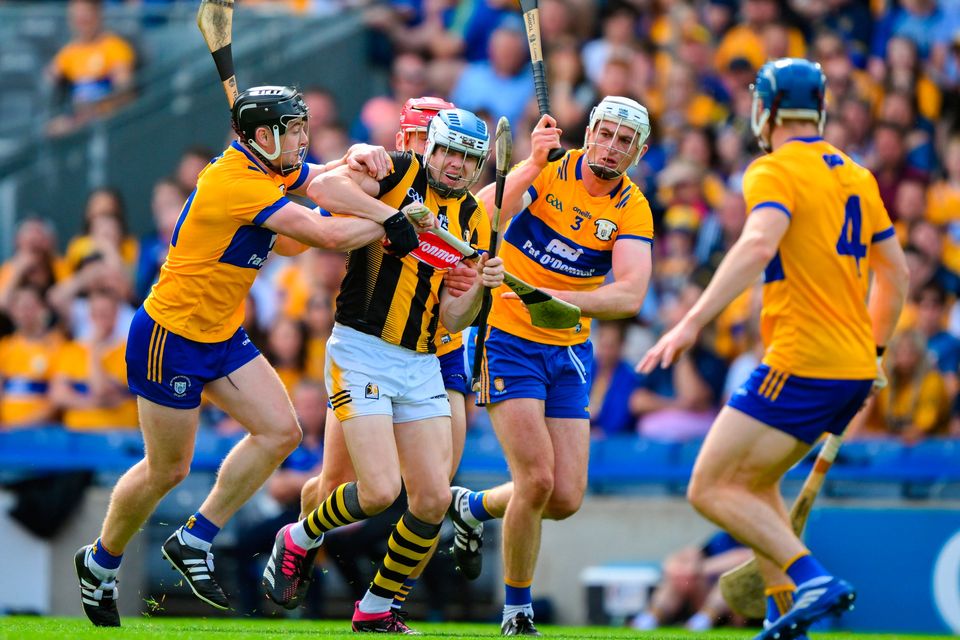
[48,258,134,342]
[632,279,728,442]
[135,177,187,303]
[926,135,960,273]
[264,315,307,394]
[869,121,928,217]
[451,22,534,128]
[302,87,341,164]
[713,0,805,73]
[914,280,960,400]
[589,320,640,438]
[814,32,882,113]
[63,187,139,276]
[351,53,430,144]
[0,218,66,315]
[881,36,942,127]
[175,146,217,192]
[655,205,699,300]
[892,176,929,242]
[695,189,746,268]
[581,4,637,86]
[631,531,752,631]
[869,0,944,73]
[49,286,138,430]
[303,289,334,382]
[861,329,951,443]
[838,97,874,163]
[547,38,593,138]
[45,0,136,136]
[232,378,326,616]
[0,286,62,429]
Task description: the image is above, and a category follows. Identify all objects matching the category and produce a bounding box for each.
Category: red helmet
[399,96,455,133]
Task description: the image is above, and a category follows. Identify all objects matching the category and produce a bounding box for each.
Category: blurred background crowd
[4,0,960,445]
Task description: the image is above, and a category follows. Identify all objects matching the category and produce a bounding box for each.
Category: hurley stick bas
[719,434,845,619]
[518,0,564,162]
[197,0,239,108]
[471,116,513,392]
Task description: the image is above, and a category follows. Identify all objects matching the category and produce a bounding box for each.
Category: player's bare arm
[638,207,790,373]
[262,201,386,253]
[288,143,393,197]
[439,254,505,332]
[516,238,652,320]
[477,114,561,221]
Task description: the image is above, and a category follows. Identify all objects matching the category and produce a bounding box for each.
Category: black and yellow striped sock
[303,482,366,539]
[369,511,441,600]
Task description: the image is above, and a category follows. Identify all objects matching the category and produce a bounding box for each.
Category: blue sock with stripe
[784,552,828,586]
[468,491,495,522]
[90,538,122,572]
[181,511,220,547]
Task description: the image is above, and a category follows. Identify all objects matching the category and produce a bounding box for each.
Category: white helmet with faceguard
[231,85,309,176]
[424,109,490,199]
[584,96,651,180]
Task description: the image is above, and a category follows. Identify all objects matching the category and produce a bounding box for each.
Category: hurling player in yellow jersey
[639,59,909,640]
[260,108,503,634]
[289,97,489,615]
[449,96,655,636]
[74,85,429,627]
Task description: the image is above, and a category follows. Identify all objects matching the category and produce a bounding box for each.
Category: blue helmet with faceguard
[424,109,490,198]
[750,58,827,152]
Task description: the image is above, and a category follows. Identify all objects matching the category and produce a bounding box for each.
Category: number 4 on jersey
[836,196,866,275]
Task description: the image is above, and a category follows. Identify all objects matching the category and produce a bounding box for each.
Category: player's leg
[159,354,301,609]
[76,398,199,626]
[540,417,589,520]
[489,397,554,632]
[353,415,452,631]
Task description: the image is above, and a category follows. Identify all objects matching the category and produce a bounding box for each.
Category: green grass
[0,617,949,640]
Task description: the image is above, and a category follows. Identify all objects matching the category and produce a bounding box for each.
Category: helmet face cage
[750,59,827,153]
[232,86,309,176]
[583,97,651,180]
[424,109,489,199]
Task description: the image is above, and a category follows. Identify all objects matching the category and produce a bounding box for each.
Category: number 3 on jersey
[836,195,866,275]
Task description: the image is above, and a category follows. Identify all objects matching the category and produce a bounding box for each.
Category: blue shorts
[727,364,873,444]
[477,327,593,420]
[126,306,261,409]
[439,346,469,395]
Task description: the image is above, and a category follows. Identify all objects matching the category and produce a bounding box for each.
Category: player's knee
[516,468,554,506]
[686,474,715,514]
[274,420,303,455]
[407,484,451,523]
[148,461,191,491]
[544,490,583,521]
[358,479,402,515]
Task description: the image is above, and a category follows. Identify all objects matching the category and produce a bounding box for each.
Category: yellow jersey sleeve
[743,156,797,219]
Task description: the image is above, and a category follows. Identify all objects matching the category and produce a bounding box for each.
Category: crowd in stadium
[3,0,960,445]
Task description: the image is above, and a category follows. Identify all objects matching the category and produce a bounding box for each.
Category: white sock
[502,604,534,625]
[85,549,118,583]
[631,611,658,630]
[685,611,712,631]
[454,491,482,529]
[178,527,212,552]
[358,590,393,615]
[290,522,324,550]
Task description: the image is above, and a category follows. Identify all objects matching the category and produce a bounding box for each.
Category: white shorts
[325,323,451,424]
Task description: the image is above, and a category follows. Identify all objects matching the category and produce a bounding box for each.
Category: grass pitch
[0,617,949,640]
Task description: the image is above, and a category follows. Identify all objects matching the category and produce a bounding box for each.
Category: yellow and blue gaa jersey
[743,137,894,379]
[52,339,139,430]
[434,204,491,358]
[335,151,487,353]
[489,149,654,346]
[0,333,62,427]
[144,141,309,343]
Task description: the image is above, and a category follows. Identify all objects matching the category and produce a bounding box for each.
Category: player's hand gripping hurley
[718,433,845,619]
[197,0,238,108]
[470,117,512,392]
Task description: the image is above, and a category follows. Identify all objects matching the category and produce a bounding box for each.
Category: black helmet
[231,86,309,175]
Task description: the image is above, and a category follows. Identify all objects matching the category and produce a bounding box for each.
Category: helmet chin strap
[247,125,304,175]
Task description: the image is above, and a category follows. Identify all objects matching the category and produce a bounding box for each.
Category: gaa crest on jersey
[170,375,191,397]
[594,218,618,241]
[364,382,380,399]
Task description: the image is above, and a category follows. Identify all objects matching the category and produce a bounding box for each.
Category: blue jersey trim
[752,201,792,219]
[617,234,653,244]
[504,210,613,278]
[527,185,538,203]
[289,163,310,191]
[170,189,197,247]
[231,140,267,170]
[788,136,824,143]
[253,197,290,226]
[575,155,583,181]
[2,378,49,395]
[871,226,895,243]
[317,207,332,217]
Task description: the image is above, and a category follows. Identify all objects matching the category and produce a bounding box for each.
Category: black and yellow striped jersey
[334,151,487,353]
